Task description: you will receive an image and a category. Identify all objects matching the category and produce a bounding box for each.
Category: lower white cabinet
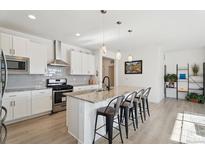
[3,89,52,123]
[3,91,31,122]
[31,89,52,115]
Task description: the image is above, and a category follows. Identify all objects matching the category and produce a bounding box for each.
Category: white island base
[66,97,109,144]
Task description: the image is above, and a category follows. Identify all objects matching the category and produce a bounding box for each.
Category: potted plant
[192,64,199,76]
[198,95,205,104]
[186,93,205,104]
[186,93,199,103]
[164,74,177,88]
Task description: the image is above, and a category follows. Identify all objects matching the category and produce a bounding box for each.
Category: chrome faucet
[102,76,111,91]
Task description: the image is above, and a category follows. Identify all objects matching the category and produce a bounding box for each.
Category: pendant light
[128,29,133,62]
[100,10,107,54]
[116,21,122,60]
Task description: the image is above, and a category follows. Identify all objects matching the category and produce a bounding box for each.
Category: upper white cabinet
[0,33,29,57]
[29,42,47,74]
[70,50,82,75]
[70,50,96,75]
[0,33,12,55]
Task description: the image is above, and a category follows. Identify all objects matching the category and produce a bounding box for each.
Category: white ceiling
[0,10,205,52]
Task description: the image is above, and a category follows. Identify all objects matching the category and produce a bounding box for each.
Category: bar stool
[141,87,151,120]
[133,89,144,128]
[92,95,124,144]
[120,91,137,139]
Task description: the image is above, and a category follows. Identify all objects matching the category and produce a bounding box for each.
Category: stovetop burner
[46,78,73,91]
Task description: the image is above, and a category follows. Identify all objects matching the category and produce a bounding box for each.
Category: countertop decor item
[192,64,199,76]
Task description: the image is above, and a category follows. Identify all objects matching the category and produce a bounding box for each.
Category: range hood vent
[48,40,69,67]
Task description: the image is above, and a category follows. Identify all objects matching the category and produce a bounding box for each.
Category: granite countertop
[73,84,98,87]
[64,86,144,103]
[6,87,51,93]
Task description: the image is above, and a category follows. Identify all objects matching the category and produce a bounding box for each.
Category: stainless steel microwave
[5,55,30,74]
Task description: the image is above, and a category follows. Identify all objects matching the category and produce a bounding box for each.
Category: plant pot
[191,99,198,103]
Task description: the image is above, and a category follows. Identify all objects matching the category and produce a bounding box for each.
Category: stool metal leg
[107,116,114,144]
[146,98,150,117]
[142,99,146,120]
[133,102,138,128]
[139,103,144,123]
[117,115,123,144]
[131,108,136,131]
[124,107,129,139]
[92,113,98,144]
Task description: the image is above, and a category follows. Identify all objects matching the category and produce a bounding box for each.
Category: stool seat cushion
[97,106,115,117]
[120,101,131,107]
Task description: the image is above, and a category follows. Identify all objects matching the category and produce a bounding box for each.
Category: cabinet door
[0,33,13,55]
[88,54,95,75]
[13,92,31,120]
[81,53,89,75]
[61,43,69,63]
[29,42,47,74]
[2,98,13,122]
[12,36,29,57]
[70,51,82,75]
[31,89,52,115]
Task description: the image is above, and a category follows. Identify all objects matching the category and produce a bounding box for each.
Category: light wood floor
[6,99,205,144]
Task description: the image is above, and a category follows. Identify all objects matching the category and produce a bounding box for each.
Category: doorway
[102,57,115,87]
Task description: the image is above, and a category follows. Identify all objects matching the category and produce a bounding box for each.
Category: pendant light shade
[116,21,122,60]
[128,55,133,62]
[101,44,107,54]
[116,51,122,60]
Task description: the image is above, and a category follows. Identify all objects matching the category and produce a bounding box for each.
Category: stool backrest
[105,95,124,116]
[122,91,137,108]
[136,89,144,99]
[143,87,151,98]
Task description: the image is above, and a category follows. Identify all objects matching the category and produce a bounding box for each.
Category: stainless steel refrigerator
[0,49,8,144]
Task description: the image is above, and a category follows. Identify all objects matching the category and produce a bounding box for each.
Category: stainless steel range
[46,78,73,113]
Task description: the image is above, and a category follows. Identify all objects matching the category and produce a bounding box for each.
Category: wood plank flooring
[6,99,205,144]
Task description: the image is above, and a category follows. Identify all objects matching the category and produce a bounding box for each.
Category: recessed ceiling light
[28,14,36,20]
[75,33,81,37]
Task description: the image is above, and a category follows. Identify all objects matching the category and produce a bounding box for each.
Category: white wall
[165,48,205,75]
[118,47,164,103]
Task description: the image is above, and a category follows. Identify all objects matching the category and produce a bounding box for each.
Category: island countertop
[64,86,143,103]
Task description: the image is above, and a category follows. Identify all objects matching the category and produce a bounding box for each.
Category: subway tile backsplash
[7,66,91,89]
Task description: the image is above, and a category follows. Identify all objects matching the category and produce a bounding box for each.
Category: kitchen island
[64,86,142,144]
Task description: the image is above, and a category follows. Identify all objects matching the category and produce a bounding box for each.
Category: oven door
[6,56,29,74]
[53,89,72,105]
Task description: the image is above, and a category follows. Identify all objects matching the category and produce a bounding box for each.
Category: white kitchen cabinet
[81,52,88,75]
[3,91,31,122]
[13,92,31,119]
[12,36,29,57]
[2,98,13,122]
[0,33,29,57]
[70,50,82,75]
[88,54,95,75]
[31,89,52,115]
[29,42,47,74]
[70,50,96,75]
[0,33,12,55]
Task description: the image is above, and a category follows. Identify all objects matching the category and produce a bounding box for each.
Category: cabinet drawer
[31,89,52,96]
[4,91,31,99]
